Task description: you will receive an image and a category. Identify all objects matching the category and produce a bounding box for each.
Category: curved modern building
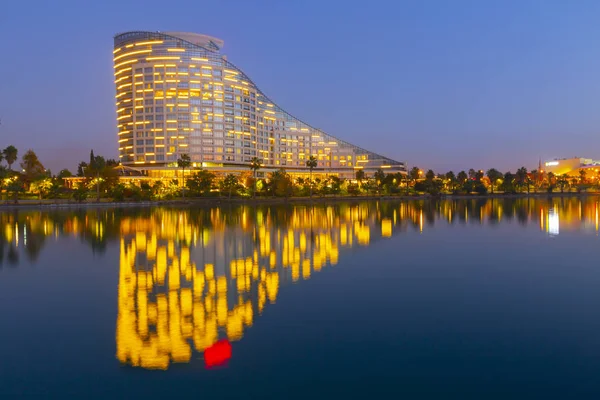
[113,31,405,178]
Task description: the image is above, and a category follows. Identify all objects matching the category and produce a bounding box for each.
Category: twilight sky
[1,0,600,174]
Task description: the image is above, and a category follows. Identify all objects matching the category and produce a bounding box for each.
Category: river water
[1,197,600,398]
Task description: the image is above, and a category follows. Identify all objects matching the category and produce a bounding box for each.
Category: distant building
[113,31,406,179]
[543,157,600,176]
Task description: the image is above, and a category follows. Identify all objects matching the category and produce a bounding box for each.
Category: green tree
[425,169,435,181]
[6,178,23,204]
[374,168,386,196]
[501,172,516,194]
[546,172,556,193]
[306,155,318,197]
[329,175,342,196]
[347,182,360,195]
[355,169,365,189]
[417,170,442,195]
[77,162,88,177]
[468,168,477,180]
[88,153,106,201]
[269,168,293,198]
[524,175,533,193]
[3,145,18,170]
[249,156,262,198]
[73,184,88,203]
[486,168,503,194]
[409,167,421,186]
[361,178,378,195]
[0,167,8,201]
[557,175,569,193]
[177,154,192,197]
[58,169,73,179]
[220,174,239,199]
[30,177,53,200]
[475,170,484,182]
[515,167,528,193]
[401,172,410,195]
[186,170,215,196]
[445,171,457,192]
[531,169,541,191]
[20,149,45,188]
[457,171,468,193]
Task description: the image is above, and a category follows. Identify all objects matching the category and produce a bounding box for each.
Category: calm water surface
[1,198,600,399]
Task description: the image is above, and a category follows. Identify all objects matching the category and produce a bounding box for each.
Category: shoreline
[0,191,598,210]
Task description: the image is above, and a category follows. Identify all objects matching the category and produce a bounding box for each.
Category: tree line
[1,148,596,203]
[0,145,60,202]
[406,166,593,196]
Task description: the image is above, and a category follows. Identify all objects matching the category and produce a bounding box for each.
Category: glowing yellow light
[146,56,180,61]
[113,49,152,62]
[114,59,138,69]
[134,40,164,46]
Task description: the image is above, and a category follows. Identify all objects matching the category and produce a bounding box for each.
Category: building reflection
[1,197,600,368]
[115,204,394,369]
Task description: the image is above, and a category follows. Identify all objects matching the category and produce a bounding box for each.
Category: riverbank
[0,191,598,210]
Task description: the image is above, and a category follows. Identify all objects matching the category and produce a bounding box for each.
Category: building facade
[113,31,405,178]
[543,157,600,176]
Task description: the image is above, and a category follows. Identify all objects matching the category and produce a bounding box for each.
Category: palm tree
[515,167,528,193]
[3,146,18,170]
[468,168,477,181]
[177,154,192,198]
[305,155,318,197]
[486,168,502,194]
[249,157,262,198]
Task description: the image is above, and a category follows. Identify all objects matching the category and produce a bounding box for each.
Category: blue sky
[1,0,599,173]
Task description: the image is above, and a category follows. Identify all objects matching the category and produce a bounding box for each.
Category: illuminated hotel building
[113,31,406,178]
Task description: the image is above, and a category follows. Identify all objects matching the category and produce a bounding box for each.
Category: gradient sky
[1,0,600,174]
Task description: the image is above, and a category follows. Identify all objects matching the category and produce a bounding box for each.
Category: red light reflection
[204,339,232,368]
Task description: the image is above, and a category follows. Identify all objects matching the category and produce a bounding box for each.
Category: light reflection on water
[1,197,600,372]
